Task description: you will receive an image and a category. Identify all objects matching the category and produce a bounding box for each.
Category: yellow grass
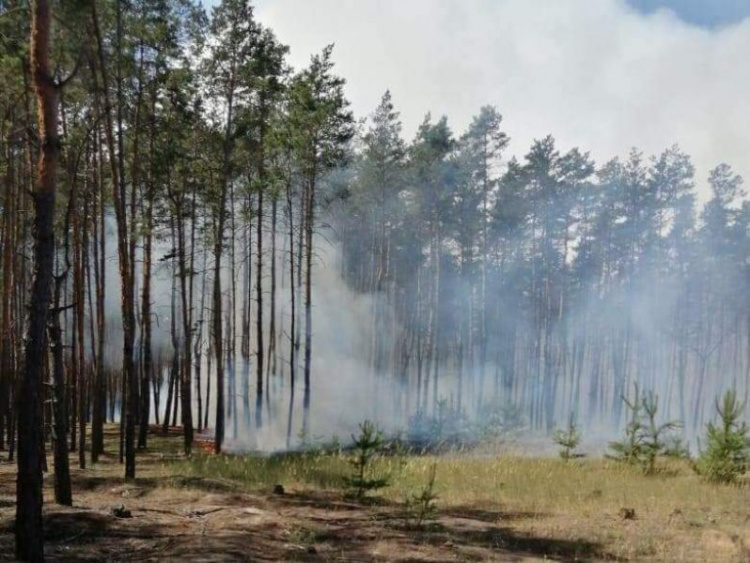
[175,451,750,561]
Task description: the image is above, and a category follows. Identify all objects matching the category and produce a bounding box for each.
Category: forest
[1,0,750,561]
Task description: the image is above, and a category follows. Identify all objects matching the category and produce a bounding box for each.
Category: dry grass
[0,427,748,561]
[177,447,750,561]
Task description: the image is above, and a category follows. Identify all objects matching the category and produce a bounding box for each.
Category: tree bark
[16,0,58,557]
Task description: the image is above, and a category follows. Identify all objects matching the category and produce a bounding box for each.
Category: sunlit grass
[173,450,748,515]
[82,426,750,561]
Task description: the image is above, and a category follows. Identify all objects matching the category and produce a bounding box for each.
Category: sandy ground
[0,428,748,562]
[0,431,607,562]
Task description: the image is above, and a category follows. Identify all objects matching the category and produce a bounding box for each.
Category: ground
[0,427,749,562]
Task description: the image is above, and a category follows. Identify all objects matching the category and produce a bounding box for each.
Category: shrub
[343,420,390,500]
[553,413,582,460]
[662,435,690,459]
[403,463,439,529]
[608,384,682,474]
[608,384,647,465]
[639,391,682,474]
[694,390,750,484]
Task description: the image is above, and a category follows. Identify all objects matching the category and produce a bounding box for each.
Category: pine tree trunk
[91,0,135,479]
[256,185,264,428]
[285,173,297,447]
[267,196,278,383]
[176,196,194,454]
[195,244,208,432]
[138,172,154,449]
[16,0,57,556]
[74,182,87,470]
[49,272,72,506]
[213,75,236,453]
[0,125,17,453]
[90,112,106,462]
[302,172,315,437]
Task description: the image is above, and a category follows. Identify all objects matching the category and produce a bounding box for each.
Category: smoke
[224,240,411,451]
[95,214,183,370]
[254,0,750,201]
[95,188,749,456]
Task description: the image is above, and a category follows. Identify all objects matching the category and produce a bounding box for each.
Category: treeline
[336,97,749,439]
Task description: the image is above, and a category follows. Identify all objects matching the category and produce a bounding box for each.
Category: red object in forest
[193,437,216,455]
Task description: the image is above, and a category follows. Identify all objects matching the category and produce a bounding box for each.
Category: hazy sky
[629,0,750,28]
[236,0,750,198]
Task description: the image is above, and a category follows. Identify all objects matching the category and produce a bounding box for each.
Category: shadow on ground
[0,486,621,562]
[0,427,619,562]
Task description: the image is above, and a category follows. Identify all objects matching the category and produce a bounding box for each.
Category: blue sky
[628,0,750,27]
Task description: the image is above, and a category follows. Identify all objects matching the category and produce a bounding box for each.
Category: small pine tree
[608,385,682,474]
[640,391,682,474]
[553,413,582,460]
[344,420,390,500]
[403,463,439,529]
[695,390,750,484]
[608,384,646,465]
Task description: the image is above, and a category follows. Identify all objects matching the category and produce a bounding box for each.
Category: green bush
[403,463,439,529]
[553,413,582,460]
[694,390,750,484]
[608,384,682,474]
[639,391,682,474]
[343,420,390,500]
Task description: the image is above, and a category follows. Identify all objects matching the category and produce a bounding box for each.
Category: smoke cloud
[254,0,750,200]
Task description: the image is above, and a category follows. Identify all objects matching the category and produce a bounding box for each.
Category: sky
[219,0,750,200]
[629,0,750,28]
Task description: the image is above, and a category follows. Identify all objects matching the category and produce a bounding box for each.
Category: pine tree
[344,420,390,500]
[17,0,59,556]
[553,413,582,460]
[695,390,750,484]
[287,45,354,438]
[203,0,260,453]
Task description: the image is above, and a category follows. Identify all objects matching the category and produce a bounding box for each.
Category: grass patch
[174,450,747,512]
[3,426,748,561]
[171,449,750,561]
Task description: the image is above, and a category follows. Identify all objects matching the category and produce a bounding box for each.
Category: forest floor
[0,427,749,562]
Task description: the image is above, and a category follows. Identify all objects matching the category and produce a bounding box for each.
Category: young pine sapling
[344,420,390,500]
[640,391,682,474]
[608,384,646,465]
[694,390,750,484]
[553,413,582,460]
[403,463,439,529]
[608,384,683,474]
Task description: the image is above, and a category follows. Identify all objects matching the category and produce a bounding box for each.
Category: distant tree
[287,45,354,438]
[203,0,261,453]
[408,114,455,412]
[458,106,508,408]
